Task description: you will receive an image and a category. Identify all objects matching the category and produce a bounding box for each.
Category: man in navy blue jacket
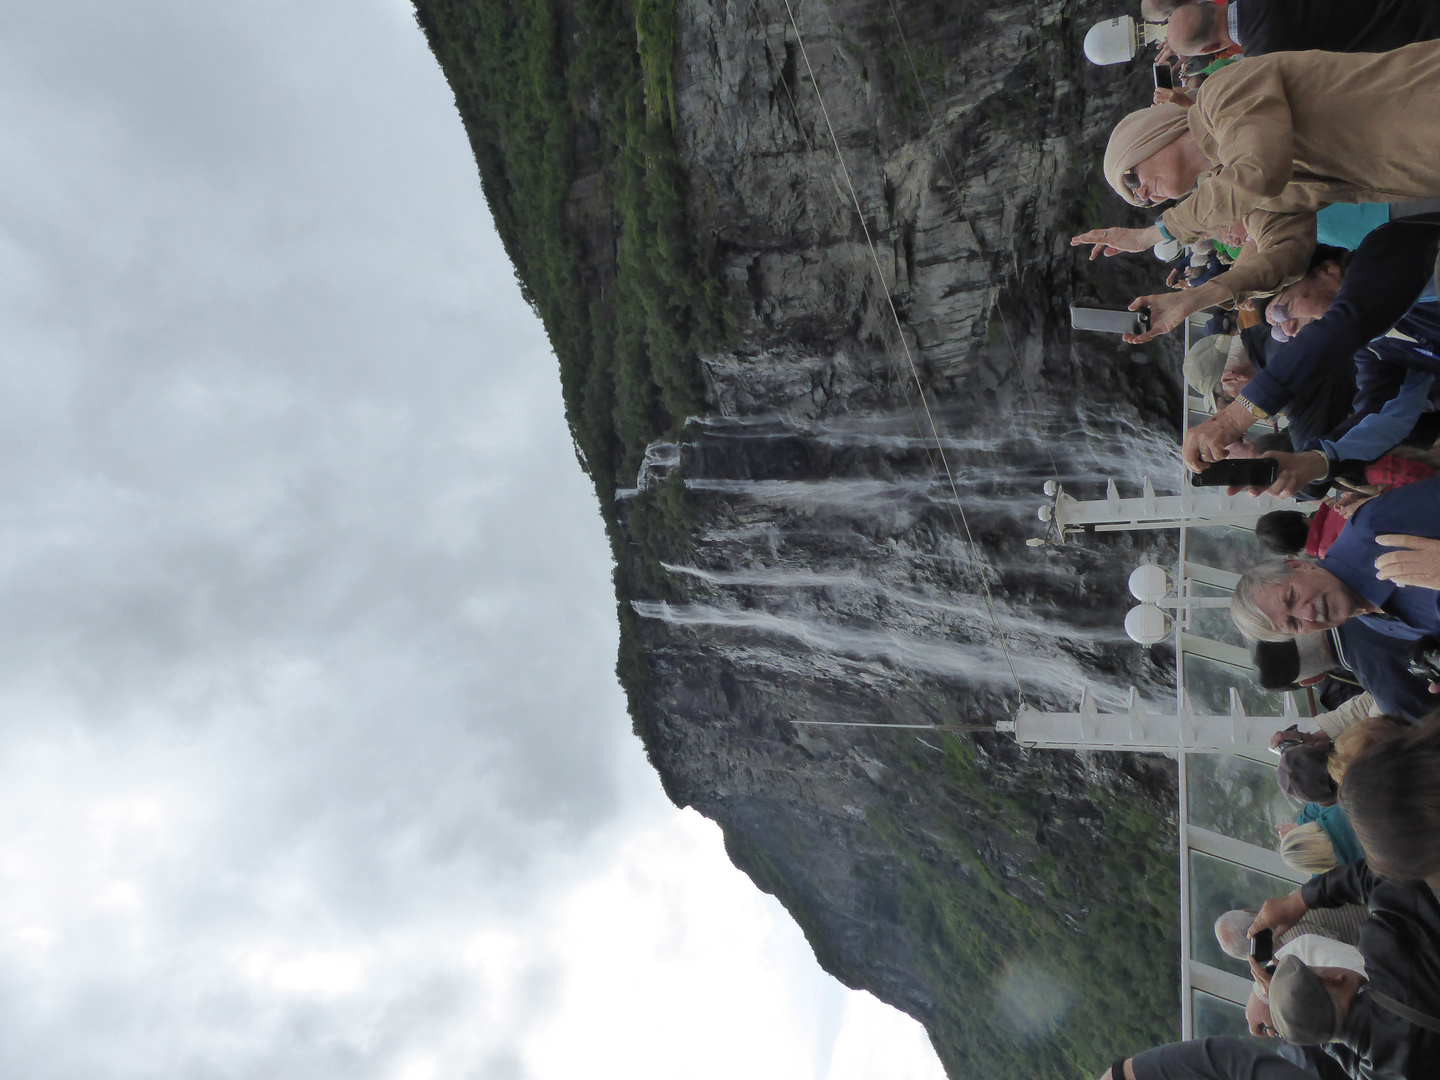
[1230,476,1440,640]
[1185,219,1440,494]
[1167,0,1440,59]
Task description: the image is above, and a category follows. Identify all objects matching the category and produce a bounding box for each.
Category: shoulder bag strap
[1367,988,1440,1034]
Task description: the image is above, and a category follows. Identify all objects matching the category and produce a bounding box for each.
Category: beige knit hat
[1183,333,1246,411]
[1103,104,1191,206]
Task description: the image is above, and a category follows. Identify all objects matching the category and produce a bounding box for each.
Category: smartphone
[1190,458,1279,488]
[1250,928,1274,965]
[1153,63,1175,90]
[1070,305,1152,336]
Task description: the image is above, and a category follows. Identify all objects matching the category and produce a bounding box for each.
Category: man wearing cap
[1250,936,1367,1038]
[1185,219,1440,489]
[1070,42,1440,343]
[1253,860,1440,1076]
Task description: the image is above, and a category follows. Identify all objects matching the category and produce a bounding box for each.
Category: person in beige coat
[1071,40,1440,345]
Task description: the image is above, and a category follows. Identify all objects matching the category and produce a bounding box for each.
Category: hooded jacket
[1301,860,1440,1077]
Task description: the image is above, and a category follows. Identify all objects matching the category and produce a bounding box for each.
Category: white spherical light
[1038,505,1054,522]
[1043,480,1060,497]
[1128,564,1171,603]
[1084,16,1139,66]
[1125,603,1171,645]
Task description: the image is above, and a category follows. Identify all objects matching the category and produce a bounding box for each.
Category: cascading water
[633,407,1179,718]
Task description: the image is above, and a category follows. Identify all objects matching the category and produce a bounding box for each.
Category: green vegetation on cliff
[412,0,718,709]
[412,0,718,492]
[725,735,1180,1080]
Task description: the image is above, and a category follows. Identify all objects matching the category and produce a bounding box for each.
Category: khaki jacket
[1162,41,1440,301]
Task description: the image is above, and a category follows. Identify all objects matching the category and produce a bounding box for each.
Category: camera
[1405,636,1440,684]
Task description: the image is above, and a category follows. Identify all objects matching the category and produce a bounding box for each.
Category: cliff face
[415,1,1189,1075]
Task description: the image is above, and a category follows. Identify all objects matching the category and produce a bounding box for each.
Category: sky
[0,1,946,1076]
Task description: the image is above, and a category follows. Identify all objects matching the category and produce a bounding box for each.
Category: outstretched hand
[1374,534,1440,589]
[1069,226,1160,261]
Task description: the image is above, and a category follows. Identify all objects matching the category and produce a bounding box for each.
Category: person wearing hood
[1071,41,1440,344]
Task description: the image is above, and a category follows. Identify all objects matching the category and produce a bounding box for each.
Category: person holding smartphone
[1071,41,1440,345]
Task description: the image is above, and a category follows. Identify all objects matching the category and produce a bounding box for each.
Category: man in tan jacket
[1072,40,1440,344]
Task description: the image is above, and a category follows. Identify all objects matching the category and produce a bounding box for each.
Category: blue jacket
[1319,476,1440,636]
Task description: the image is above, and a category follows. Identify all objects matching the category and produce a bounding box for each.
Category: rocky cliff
[415,1,1189,1075]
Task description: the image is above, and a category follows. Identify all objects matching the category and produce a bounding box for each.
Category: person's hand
[1248,955,1275,994]
[1332,490,1375,519]
[1247,991,1276,1038]
[1069,226,1162,261]
[1223,221,1250,248]
[1249,450,1328,500]
[1183,402,1255,472]
[1121,289,1198,343]
[1251,890,1307,941]
[1268,726,1330,752]
[1374,534,1440,589]
[1152,87,1194,108]
[1154,41,1177,65]
[1123,278,1230,345]
[1166,267,1186,290]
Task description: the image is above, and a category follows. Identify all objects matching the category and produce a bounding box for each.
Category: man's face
[1253,562,1365,636]
[1267,261,1346,341]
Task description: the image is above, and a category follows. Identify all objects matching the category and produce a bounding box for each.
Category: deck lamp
[1083,15,1167,66]
[1124,603,1172,645]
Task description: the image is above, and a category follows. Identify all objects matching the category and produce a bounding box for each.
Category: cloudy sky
[0,2,944,1076]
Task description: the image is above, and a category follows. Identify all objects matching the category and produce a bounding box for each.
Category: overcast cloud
[0,2,944,1077]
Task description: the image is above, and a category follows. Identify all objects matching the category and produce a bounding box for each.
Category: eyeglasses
[1122,169,1140,192]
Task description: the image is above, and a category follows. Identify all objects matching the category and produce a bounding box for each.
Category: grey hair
[1167,3,1227,54]
[1280,822,1338,875]
[1232,560,1303,642]
[1214,909,1256,960]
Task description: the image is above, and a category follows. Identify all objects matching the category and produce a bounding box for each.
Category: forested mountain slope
[412,1,1186,1075]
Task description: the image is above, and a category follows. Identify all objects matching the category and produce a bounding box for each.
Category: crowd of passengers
[1067,2,1440,1078]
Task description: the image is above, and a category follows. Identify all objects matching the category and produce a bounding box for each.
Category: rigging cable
[880,0,1066,483]
[774,0,1031,705]
[742,0,956,502]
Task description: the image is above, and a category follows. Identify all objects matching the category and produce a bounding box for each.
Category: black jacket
[1236,0,1440,56]
[1302,862,1440,1078]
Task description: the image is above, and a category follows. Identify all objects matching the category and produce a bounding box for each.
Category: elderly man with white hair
[1230,477,1440,640]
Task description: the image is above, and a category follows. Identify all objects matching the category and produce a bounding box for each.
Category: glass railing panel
[1189,604,1247,648]
[1185,525,1270,575]
[1186,754,1303,849]
[1182,654,1292,716]
[1193,989,1252,1039]
[1188,850,1300,972]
